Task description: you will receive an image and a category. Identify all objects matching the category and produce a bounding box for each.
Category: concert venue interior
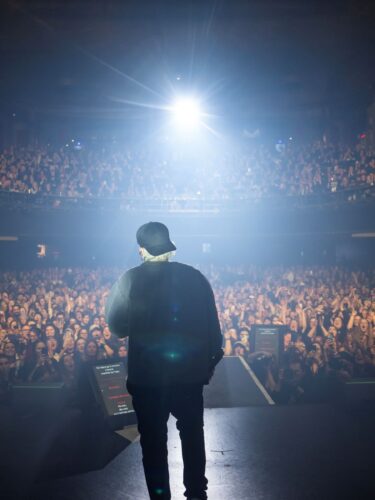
[0,1,374,499]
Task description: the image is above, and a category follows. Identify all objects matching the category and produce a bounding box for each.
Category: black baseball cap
[136,222,176,256]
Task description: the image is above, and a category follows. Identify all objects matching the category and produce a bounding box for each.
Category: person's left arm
[204,278,224,369]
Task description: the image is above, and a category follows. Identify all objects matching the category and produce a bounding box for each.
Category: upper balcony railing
[0,185,374,213]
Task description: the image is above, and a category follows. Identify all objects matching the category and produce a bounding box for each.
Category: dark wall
[0,200,374,270]
[0,219,374,270]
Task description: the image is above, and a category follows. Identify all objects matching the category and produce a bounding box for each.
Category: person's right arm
[105,272,131,338]
[306,324,317,339]
[223,332,233,356]
[347,309,355,331]
[319,317,329,337]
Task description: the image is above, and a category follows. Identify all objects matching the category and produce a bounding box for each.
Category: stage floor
[31,403,374,500]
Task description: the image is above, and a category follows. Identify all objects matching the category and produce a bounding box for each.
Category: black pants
[127,381,208,500]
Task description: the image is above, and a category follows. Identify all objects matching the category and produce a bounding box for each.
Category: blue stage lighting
[171,97,202,129]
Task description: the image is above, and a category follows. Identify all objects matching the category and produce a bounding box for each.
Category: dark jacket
[105,261,223,386]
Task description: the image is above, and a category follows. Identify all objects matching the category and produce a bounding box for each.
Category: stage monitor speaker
[250,324,286,361]
[89,360,137,430]
[11,381,69,416]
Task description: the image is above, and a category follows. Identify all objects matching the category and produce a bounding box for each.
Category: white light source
[171,97,202,129]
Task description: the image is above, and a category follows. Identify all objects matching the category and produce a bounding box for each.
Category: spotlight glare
[171,97,202,129]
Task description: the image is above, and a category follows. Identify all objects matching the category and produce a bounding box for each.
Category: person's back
[114,261,220,387]
[105,222,223,500]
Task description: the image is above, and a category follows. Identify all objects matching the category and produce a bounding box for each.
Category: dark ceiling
[0,0,374,123]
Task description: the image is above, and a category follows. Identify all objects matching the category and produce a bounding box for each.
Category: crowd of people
[208,265,375,403]
[0,265,374,405]
[0,140,374,203]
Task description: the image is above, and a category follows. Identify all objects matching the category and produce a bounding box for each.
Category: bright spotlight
[171,97,202,129]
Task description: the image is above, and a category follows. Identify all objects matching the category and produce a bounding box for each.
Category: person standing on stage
[105,221,223,500]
